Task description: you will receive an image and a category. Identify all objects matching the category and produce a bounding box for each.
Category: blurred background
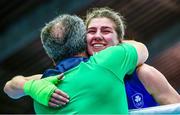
[0,0,180,113]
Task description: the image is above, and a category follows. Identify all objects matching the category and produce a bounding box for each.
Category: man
[5,14,148,114]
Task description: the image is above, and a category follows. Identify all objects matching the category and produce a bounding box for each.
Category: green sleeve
[89,43,138,81]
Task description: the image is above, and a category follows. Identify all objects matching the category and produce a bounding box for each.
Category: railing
[129,103,180,114]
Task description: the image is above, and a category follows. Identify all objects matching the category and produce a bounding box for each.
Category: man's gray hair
[41,14,86,63]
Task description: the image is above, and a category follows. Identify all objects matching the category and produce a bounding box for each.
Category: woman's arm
[4,74,42,99]
[137,64,180,105]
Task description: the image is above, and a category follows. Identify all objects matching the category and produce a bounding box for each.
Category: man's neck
[74,52,88,58]
[53,52,88,66]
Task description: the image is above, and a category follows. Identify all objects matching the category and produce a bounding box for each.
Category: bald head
[41,14,87,63]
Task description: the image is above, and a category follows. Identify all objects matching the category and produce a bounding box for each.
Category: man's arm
[4,74,42,99]
[137,64,180,105]
[122,40,149,66]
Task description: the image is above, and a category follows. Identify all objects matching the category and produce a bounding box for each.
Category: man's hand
[24,73,69,107]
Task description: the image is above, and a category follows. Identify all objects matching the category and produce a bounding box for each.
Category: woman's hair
[85,7,126,40]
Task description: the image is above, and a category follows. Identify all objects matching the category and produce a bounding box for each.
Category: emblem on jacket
[131,93,144,108]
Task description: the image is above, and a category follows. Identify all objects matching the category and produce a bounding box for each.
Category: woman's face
[87,17,119,55]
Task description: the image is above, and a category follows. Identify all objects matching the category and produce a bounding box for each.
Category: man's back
[35,62,127,114]
[34,43,138,114]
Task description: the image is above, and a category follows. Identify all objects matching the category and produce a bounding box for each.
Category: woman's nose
[94,32,103,40]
